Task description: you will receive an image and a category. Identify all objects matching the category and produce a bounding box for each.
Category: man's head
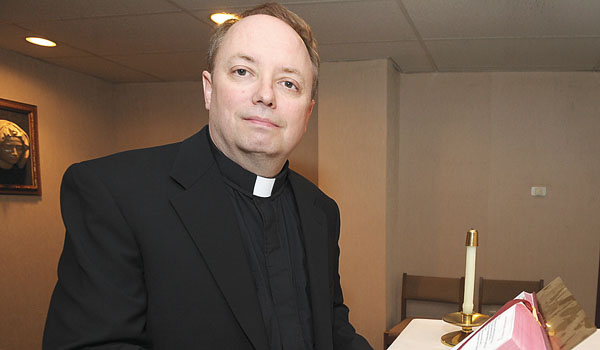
[207,3,319,99]
[202,3,319,177]
[0,120,30,169]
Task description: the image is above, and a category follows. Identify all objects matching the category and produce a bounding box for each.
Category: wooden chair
[477,277,544,316]
[383,273,464,349]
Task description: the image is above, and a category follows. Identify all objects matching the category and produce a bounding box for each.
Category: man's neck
[209,135,285,178]
[226,151,284,178]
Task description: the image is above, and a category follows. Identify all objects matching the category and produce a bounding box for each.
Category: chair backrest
[401,273,464,320]
[478,277,544,315]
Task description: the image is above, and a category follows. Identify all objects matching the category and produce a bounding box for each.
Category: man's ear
[304,99,315,131]
[202,71,213,110]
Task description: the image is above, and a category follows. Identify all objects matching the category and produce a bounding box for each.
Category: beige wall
[386,62,401,329]
[113,82,207,150]
[318,59,398,350]
[0,48,115,350]
[318,61,599,349]
[396,71,600,321]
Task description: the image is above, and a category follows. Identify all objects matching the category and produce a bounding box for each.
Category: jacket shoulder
[289,170,338,211]
[64,141,184,192]
[83,141,182,169]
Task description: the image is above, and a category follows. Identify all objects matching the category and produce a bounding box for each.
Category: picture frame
[0,98,41,196]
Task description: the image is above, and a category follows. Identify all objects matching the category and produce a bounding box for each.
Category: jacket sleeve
[330,204,373,350]
[43,163,149,349]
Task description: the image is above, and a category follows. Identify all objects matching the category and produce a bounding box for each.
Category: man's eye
[234,69,247,76]
[283,81,297,90]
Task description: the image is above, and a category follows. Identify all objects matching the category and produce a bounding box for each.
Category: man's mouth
[244,116,279,128]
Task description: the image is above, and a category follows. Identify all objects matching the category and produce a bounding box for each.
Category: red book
[455,292,550,350]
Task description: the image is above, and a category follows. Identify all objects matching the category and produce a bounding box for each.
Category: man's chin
[239,143,286,158]
[241,146,277,157]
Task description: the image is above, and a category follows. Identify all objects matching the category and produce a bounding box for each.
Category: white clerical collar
[253,175,276,198]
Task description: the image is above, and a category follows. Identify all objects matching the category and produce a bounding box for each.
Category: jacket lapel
[169,128,269,350]
[289,172,334,350]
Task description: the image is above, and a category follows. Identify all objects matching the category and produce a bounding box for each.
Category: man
[43,3,372,350]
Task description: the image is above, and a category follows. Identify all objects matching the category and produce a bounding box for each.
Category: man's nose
[10,147,19,156]
[252,78,276,108]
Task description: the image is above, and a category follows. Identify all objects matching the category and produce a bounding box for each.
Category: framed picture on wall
[0,98,41,196]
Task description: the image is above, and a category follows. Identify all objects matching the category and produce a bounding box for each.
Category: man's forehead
[232,14,294,32]
[218,15,311,70]
[224,14,303,47]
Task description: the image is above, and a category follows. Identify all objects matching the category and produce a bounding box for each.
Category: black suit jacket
[43,127,372,350]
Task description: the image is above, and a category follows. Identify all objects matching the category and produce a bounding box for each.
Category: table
[388,318,600,349]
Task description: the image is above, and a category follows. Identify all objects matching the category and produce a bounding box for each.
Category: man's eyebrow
[229,54,255,64]
[281,67,302,77]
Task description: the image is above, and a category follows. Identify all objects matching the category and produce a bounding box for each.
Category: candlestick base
[441,311,489,347]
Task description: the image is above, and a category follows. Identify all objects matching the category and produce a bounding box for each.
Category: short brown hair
[207,2,320,98]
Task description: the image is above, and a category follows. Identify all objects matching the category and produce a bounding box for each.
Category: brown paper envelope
[536,277,596,350]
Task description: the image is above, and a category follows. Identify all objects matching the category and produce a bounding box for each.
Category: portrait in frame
[0,98,41,196]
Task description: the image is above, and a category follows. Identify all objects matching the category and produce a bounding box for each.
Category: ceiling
[1,0,599,83]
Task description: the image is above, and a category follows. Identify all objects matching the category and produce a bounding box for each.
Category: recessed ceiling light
[26,37,57,47]
[210,13,238,24]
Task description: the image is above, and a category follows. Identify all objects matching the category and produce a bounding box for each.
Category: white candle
[462,245,477,315]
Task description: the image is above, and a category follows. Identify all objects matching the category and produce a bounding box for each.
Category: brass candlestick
[441,311,489,346]
[441,229,489,347]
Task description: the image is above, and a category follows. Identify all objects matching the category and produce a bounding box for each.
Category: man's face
[0,138,24,166]
[203,15,314,171]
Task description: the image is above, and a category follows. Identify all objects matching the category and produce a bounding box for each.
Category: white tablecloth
[388,318,600,350]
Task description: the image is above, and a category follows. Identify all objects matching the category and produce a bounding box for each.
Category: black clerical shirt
[209,136,314,350]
